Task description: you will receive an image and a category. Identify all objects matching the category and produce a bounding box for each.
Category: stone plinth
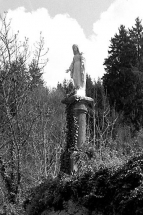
[60,94,93,174]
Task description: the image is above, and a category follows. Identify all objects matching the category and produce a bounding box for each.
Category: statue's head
[72,44,80,55]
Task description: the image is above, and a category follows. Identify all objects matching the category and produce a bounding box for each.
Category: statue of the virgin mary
[66,44,86,96]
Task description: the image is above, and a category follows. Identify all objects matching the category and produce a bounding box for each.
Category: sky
[0,0,143,88]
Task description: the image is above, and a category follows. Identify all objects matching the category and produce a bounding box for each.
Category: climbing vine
[60,98,79,174]
[66,101,79,151]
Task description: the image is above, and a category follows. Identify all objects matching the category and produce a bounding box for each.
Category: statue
[66,44,86,96]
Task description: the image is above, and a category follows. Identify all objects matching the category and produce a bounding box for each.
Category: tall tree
[102,21,143,130]
[129,17,143,67]
[0,13,48,203]
[102,25,137,112]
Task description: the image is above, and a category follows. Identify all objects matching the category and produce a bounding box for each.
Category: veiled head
[72,44,80,55]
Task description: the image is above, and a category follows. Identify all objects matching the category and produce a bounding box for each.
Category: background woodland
[1,14,143,214]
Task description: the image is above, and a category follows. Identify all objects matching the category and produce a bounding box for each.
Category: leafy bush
[24,153,143,215]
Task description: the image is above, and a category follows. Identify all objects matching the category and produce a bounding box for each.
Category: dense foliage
[24,154,143,215]
[102,18,143,131]
[0,13,66,214]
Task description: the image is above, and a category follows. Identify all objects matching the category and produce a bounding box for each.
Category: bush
[24,153,143,215]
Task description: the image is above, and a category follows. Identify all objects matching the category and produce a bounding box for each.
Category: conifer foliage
[103,19,143,130]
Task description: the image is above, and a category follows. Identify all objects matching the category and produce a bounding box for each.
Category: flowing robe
[69,53,86,92]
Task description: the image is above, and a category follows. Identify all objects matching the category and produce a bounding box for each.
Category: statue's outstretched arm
[69,60,74,71]
[66,59,74,78]
[66,59,74,72]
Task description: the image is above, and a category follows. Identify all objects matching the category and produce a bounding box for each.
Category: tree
[129,17,143,67]
[102,21,143,130]
[57,79,75,96]
[0,13,48,203]
[102,25,137,110]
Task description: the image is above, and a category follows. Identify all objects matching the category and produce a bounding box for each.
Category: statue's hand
[66,69,69,73]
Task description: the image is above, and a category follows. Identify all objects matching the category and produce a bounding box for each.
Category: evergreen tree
[102,21,143,130]
[102,25,137,112]
[129,17,143,66]
[57,79,75,96]
[86,74,94,98]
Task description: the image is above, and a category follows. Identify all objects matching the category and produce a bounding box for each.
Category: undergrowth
[24,152,143,215]
[1,126,143,214]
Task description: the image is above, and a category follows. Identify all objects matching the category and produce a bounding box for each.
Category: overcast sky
[0,0,143,88]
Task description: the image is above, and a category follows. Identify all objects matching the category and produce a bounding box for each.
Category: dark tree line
[102,17,143,131]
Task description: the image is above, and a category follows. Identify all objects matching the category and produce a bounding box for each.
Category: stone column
[74,97,92,148]
[60,95,93,174]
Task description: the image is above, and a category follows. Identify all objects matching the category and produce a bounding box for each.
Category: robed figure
[66,44,86,96]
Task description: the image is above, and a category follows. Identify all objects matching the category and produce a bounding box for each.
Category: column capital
[61,94,94,106]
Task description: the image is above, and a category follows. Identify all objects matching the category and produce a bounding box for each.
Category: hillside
[24,153,143,215]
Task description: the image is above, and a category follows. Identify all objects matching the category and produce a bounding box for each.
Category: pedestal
[60,94,93,174]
